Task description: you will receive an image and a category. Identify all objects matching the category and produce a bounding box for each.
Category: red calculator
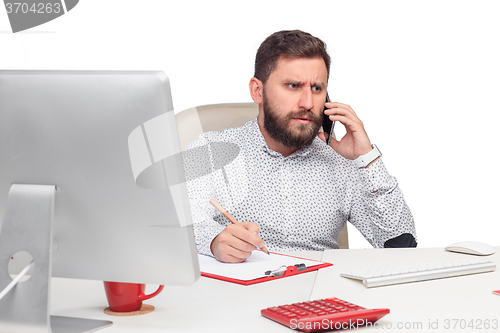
[261,297,389,332]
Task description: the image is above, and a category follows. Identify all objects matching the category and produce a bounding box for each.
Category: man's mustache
[285,110,321,123]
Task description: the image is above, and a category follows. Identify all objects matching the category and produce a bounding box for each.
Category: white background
[1,0,499,249]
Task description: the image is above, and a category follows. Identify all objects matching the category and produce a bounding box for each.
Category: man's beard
[262,91,322,150]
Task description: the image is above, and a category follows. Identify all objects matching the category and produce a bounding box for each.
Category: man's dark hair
[254,30,331,84]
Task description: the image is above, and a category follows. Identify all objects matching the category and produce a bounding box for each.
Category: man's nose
[298,88,314,111]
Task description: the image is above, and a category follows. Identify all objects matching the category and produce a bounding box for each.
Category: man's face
[262,57,328,150]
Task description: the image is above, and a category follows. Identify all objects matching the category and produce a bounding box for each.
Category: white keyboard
[341,258,496,288]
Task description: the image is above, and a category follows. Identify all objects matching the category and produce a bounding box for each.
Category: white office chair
[176,102,349,249]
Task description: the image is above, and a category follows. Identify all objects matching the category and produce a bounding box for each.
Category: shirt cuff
[357,158,397,194]
[195,222,226,257]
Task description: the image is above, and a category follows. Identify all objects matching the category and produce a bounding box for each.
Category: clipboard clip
[265,263,307,277]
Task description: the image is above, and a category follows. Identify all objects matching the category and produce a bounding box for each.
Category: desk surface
[49,248,500,332]
[50,251,323,333]
[313,247,500,332]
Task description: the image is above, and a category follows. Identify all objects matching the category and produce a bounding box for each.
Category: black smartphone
[322,93,335,145]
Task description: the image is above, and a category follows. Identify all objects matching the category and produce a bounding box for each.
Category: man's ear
[249,77,264,104]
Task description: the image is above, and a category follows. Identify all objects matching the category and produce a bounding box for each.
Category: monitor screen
[0,70,200,286]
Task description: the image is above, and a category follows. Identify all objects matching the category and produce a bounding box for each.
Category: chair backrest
[177,103,259,150]
[176,102,348,249]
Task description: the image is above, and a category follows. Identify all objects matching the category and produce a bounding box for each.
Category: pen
[209,199,270,255]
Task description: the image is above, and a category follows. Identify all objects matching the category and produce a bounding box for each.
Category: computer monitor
[0,70,200,332]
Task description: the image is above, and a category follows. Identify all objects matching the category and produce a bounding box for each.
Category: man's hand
[320,102,373,160]
[210,222,265,263]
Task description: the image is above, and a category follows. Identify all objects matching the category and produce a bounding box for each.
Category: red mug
[103,281,164,312]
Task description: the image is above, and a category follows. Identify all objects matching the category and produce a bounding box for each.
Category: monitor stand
[0,184,113,333]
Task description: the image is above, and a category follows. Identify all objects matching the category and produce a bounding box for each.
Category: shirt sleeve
[182,134,226,257]
[347,158,417,248]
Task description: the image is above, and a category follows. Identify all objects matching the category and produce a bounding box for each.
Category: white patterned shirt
[182,118,416,256]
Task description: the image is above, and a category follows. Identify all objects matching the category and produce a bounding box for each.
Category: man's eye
[288,83,297,89]
[312,86,321,92]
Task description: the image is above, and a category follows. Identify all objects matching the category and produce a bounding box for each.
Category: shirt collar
[250,116,315,159]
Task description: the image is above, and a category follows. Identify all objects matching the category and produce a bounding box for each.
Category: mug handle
[138,285,165,301]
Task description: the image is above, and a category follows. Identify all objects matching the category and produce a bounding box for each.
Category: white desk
[313,247,500,332]
[49,251,323,333]
[48,248,500,332]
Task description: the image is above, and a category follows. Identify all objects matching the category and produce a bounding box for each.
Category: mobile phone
[322,93,335,145]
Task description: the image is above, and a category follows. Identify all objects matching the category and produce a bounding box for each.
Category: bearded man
[184,30,417,263]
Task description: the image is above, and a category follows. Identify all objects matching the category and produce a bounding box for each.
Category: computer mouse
[445,241,496,256]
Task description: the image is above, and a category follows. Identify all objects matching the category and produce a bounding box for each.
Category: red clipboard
[199,251,332,286]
